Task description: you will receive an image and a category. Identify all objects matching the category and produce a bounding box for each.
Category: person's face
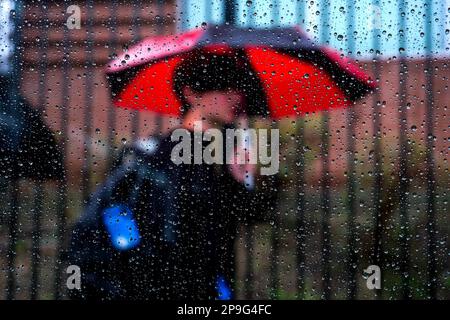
[183,87,244,125]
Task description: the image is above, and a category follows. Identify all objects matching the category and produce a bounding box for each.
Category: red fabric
[113,46,365,118]
[322,46,375,89]
[107,28,205,73]
[246,47,350,118]
[114,56,183,115]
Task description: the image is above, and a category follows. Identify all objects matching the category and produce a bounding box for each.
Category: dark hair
[173,52,268,116]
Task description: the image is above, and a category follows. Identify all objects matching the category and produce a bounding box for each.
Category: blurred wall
[19,0,178,185]
[18,2,448,187]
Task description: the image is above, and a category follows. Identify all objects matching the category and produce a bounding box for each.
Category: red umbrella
[106,25,375,119]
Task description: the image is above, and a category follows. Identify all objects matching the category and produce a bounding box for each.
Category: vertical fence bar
[53,0,71,299]
[243,0,254,300]
[0,179,8,299]
[244,222,254,299]
[269,0,281,300]
[81,0,95,203]
[30,3,49,299]
[319,118,331,300]
[269,168,281,299]
[30,182,43,299]
[319,0,331,300]
[370,0,383,299]
[244,122,255,300]
[6,0,23,300]
[154,0,165,136]
[36,1,49,117]
[295,118,307,299]
[224,0,236,25]
[130,0,142,143]
[6,180,19,300]
[345,0,358,300]
[397,0,410,299]
[106,0,119,171]
[295,0,307,300]
[424,0,437,300]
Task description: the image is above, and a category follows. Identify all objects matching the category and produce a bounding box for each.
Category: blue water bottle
[102,204,141,251]
[216,275,232,300]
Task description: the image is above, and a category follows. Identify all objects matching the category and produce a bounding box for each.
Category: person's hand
[228,146,256,188]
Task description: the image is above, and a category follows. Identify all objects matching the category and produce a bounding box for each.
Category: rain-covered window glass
[0,0,448,303]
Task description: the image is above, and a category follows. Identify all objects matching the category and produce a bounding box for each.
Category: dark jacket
[68,130,275,300]
[0,95,63,181]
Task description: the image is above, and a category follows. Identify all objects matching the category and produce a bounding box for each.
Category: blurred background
[0,0,448,299]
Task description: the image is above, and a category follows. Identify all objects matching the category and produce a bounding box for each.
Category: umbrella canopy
[106,24,375,119]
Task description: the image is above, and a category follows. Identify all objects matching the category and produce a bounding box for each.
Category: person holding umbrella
[68,25,374,300]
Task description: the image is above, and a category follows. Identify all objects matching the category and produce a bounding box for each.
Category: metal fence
[0,0,448,300]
